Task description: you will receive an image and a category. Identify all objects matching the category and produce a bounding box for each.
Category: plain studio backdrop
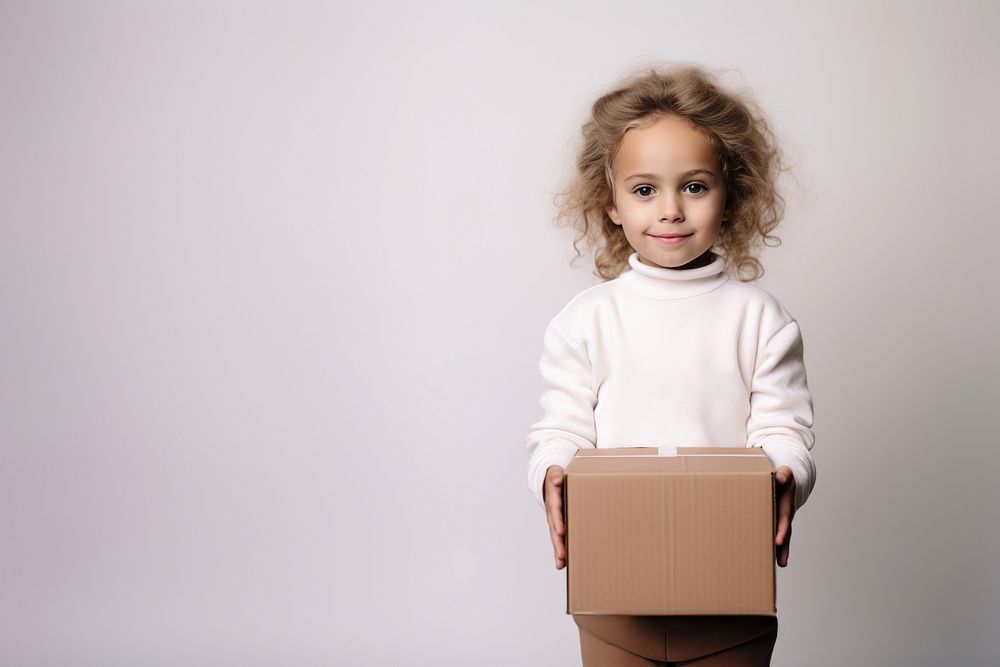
[1,1,998,665]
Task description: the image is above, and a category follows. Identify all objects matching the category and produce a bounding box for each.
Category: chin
[643,248,713,270]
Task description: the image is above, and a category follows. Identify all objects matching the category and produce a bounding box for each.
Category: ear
[605,201,621,226]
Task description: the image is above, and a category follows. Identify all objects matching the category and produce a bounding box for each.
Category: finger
[543,467,563,500]
[552,533,565,565]
[544,469,563,503]
[544,495,566,569]
[546,511,565,565]
[547,484,564,536]
[544,468,567,569]
[549,474,565,535]
[777,528,791,567]
[549,522,566,569]
[546,495,561,539]
[549,508,564,539]
[775,513,787,546]
[775,497,792,545]
[774,479,795,546]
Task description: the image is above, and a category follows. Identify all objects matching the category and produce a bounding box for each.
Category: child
[525,63,816,666]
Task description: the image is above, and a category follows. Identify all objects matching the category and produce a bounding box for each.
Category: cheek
[623,201,650,220]
[701,198,727,224]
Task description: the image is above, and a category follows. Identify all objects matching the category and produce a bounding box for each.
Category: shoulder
[717,279,798,337]
[548,278,621,339]
[719,279,791,312]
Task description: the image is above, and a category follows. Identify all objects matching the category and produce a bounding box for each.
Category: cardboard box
[563,447,776,616]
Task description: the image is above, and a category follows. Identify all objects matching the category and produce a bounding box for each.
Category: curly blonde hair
[553,63,789,281]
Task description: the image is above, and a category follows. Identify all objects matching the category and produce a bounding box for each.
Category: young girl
[525,63,816,666]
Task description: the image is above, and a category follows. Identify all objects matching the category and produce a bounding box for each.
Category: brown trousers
[572,614,778,666]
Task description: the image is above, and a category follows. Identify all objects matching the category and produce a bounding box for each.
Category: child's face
[606,114,728,270]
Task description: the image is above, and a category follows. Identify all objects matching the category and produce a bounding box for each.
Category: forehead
[613,115,720,176]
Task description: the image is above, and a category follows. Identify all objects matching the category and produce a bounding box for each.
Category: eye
[684,183,708,195]
[633,185,655,198]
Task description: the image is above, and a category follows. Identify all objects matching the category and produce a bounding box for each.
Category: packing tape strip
[581,448,764,459]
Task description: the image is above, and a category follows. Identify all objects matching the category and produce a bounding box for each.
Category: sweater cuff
[527,441,580,509]
[758,439,817,511]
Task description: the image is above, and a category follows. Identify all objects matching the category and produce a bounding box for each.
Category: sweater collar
[621,251,729,299]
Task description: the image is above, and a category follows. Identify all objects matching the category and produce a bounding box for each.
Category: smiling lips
[650,233,692,245]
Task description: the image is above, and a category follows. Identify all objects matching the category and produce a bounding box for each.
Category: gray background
[2,1,998,665]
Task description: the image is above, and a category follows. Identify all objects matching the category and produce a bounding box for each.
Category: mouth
[649,233,692,245]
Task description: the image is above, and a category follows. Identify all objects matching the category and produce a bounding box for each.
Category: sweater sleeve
[746,319,817,510]
[525,318,598,509]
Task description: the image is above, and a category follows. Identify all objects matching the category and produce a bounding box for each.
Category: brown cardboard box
[563,447,776,616]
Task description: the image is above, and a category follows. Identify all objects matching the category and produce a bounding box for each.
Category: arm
[525,318,598,509]
[747,319,817,512]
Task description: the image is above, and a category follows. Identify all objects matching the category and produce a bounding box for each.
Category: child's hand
[543,465,567,570]
[775,466,796,567]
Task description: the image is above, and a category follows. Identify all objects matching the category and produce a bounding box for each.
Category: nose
[659,192,684,223]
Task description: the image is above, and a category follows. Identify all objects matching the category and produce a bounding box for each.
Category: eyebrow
[624,169,717,181]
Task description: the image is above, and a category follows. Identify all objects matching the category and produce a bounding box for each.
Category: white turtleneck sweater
[526,251,816,511]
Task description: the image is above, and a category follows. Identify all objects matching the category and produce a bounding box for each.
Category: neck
[622,251,729,299]
[638,249,716,271]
